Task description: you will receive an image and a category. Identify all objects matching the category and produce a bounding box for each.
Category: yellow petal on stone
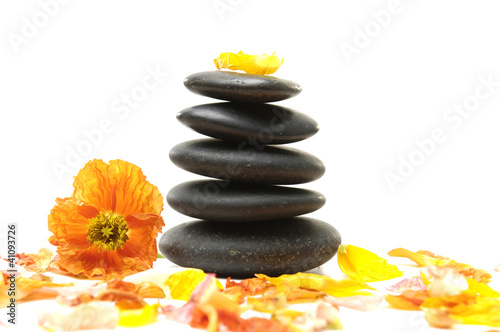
[165,269,223,301]
[214,51,284,75]
[338,245,403,282]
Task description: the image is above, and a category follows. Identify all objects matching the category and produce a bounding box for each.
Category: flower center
[86,211,129,251]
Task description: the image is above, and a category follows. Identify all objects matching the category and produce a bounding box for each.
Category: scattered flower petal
[217,309,292,332]
[12,277,73,304]
[16,247,53,272]
[256,272,375,297]
[388,248,453,266]
[134,281,166,299]
[444,262,492,283]
[247,290,287,313]
[338,244,403,282]
[388,248,491,283]
[387,276,427,293]
[424,307,457,328]
[464,278,500,298]
[385,294,422,311]
[214,51,284,75]
[118,303,160,327]
[226,277,268,296]
[37,301,119,331]
[324,294,385,311]
[166,269,223,301]
[422,266,469,297]
[274,302,343,331]
[422,295,500,328]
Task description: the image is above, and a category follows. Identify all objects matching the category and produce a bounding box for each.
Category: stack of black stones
[159,71,341,278]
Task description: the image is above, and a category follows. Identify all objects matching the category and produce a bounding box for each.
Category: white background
[1,0,500,330]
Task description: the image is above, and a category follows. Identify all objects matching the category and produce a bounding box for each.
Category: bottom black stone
[158,217,341,278]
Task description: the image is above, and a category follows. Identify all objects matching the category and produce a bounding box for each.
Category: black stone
[169,139,325,185]
[167,180,326,222]
[159,217,341,278]
[183,71,301,103]
[177,103,319,144]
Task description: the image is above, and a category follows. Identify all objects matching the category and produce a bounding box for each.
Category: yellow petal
[450,297,500,327]
[388,248,454,266]
[165,269,223,301]
[338,245,403,282]
[389,248,492,283]
[385,294,422,311]
[118,304,159,327]
[464,278,500,298]
[214,51,284,75]
[422,294,500,328]
[256,272,375,297]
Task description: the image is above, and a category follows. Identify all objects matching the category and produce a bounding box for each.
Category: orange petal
[214,51,284,75]
[386,294,422,311]
[222,286,246,304]
[16,247,54,272]
[72,159,164,217]
[225,277,268,296]
[388,248,454,266]
[48,197,98,247]
[15,277,73,303]
[135,282,166,299]
[442,263,492,283]
[256,272,375,297]
[217,309,292,332]
[119,214,165,266]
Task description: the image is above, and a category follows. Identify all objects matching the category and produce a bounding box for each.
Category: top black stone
[183,71,302,103]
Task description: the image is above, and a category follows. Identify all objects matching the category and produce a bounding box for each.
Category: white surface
[1,0,500,330]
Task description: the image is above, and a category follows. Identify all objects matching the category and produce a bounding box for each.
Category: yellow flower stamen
[86,211,129,251]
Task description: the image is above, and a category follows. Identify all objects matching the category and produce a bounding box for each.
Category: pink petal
[386,276,427,293]
[324,295,385,311]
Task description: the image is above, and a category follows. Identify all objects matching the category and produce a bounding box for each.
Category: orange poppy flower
[48,159,164,279]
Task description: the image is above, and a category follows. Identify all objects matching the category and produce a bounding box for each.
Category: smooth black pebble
[177,102,319,144]
[159,217,341,278]
[167,180,325,221]
[184,71,301,103]
[169,139,325,184]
